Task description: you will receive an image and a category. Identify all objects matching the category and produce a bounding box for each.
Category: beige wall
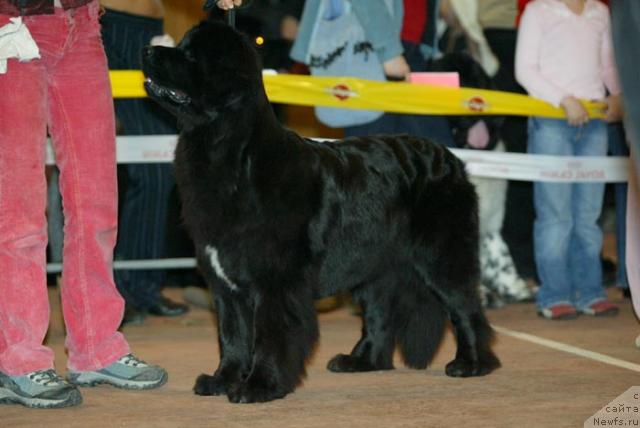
[163,0,207,42]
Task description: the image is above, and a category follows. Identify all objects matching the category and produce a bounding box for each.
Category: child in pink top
[515,0,622,320]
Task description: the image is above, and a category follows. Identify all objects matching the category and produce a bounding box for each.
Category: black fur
[142,21,500,403]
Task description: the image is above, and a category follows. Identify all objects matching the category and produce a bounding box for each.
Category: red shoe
[538,303,578,320]
[579,300,619,317]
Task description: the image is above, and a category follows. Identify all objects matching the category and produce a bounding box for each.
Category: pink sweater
[515,0,620,107]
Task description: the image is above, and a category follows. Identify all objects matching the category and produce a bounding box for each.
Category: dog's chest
[205,245,239,292]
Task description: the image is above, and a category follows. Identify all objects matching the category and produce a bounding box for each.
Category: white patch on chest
[205,245,239,291]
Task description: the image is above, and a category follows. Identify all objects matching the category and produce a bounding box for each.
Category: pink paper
[409,72,460,88]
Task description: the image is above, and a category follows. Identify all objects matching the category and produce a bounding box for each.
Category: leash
[203,1,254,28]
[226,8,236,28]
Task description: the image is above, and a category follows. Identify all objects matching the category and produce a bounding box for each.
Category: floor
[3,282,638,428]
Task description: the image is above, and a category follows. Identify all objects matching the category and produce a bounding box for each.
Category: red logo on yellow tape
[329,84,357,101]
[466,96,489,113]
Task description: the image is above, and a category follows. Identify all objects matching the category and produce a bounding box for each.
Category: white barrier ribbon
[454,148,629,183]
[45,135,629,182]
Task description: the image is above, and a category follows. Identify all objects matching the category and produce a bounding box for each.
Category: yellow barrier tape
[110,70,606,119]
[110,70,148,99]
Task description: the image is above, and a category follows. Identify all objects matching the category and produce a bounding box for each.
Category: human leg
[528,118,575,313]
[101,8,184,317]
[608,123,629,290]
[44,4,130,372]
[48,4,167,389]
[0,26,55,376]
[570,120,616,313]
[113,163,174,311]
[626,154,640,318]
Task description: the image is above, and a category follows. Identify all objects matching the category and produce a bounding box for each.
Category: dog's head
[427,53,503,150]
[142,21,263,126]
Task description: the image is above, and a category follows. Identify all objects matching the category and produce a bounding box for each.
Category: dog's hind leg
[421,269,500,377]
[414,254,500,377]
[194,288,254,396]
[227,285,319,403]
[327,275,397,373]
[443,297,500,377]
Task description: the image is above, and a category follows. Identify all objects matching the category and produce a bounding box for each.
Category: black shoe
[121,305,147,327]
[148,296,189,317]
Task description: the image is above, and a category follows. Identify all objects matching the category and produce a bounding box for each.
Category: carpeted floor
[3,285,637,428]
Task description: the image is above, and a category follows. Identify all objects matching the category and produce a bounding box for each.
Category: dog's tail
[394,286,447,369]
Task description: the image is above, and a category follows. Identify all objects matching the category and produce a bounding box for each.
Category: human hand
[560,96,589,126]
[602,94,624,123]
[150,34,176,48]
[208,0,242,10]
[280,16,299,41]
[383,55,410,81]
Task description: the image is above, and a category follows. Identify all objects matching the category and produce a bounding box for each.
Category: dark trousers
[611,1,640,167]
[101,9,177,310]
[608,123,629,288]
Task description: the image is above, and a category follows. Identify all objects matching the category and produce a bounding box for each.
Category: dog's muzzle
[144,78,191,105]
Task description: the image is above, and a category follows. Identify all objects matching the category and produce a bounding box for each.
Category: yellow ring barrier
[109,70,606,119]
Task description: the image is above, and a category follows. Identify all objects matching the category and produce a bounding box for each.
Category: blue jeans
[528,118,607,309]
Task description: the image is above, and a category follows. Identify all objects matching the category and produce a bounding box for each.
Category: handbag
[306,0,392,128]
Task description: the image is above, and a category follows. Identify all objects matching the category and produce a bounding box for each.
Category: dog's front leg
[227,286,319,403]
[194,290,253,396]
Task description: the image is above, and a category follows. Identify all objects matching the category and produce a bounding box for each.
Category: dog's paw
[327,354,392,373]
[445,354,500,377]
[227,380,287,404]
[193,373,231,396]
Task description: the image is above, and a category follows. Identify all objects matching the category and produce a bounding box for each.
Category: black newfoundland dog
[141,21,499,403]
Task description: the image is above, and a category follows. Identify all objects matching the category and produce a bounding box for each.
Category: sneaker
[0,369,82,409]
[579,300,619,317]
[538,303,579,320]
[67,354,167,390]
